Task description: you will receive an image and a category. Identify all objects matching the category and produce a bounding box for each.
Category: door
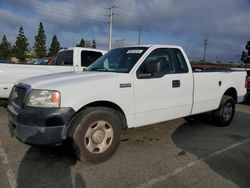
[133,48,193,127]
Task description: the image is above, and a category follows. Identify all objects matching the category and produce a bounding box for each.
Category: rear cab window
[55,50,73,66]
[81,51,103,67]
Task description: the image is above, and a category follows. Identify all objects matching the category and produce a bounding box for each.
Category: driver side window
[137,48,174,78]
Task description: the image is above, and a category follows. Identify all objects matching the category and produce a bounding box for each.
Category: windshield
[87,47,148,73]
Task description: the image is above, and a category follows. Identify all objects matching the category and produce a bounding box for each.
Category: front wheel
[213,95,235,126]
[72,107,121,163]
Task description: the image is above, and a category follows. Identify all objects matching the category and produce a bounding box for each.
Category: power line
[115,4,204,41]
[2,0,226,56]
[3,0,202,42]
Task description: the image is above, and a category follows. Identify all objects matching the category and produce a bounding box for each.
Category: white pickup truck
[7,45,247,163]
[0,47,107,106]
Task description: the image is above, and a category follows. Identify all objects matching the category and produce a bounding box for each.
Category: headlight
[26,90,61,107]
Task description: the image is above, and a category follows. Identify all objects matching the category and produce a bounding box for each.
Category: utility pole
[138,27,142,45]
[203,39,208,65]
[235,55,240,65]
[108,0,115,50]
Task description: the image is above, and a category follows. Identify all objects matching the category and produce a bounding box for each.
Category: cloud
[0,0,250,61]
[114,0,250,60]
[0,9,37,45]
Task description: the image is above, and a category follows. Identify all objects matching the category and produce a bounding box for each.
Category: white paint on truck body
[0,47,107,99]
[19,45,247,128]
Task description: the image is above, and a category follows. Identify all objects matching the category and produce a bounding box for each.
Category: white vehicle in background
[7,45,247,163]
[0,47,107,106]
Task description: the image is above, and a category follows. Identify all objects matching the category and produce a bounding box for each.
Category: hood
[18,71,126,89]
[0,64,56,84]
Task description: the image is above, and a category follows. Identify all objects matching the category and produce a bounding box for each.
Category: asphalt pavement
[0,104,250,188]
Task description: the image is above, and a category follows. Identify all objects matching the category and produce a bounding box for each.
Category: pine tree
[0,35,12,60]
[241,41,250,64]
[76,38,85,47]
[48,35,60,56]
[34,22,47,58]
[91,40,96,49]
[13,26,29,61]
[246,41,250,56]
[85,40,91,48]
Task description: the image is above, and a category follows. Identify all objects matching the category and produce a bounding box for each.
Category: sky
[0,0,250,62]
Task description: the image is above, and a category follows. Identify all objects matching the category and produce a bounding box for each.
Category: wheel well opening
[224,88,237,102]
[65,101,128,138]
[80,101,127,130]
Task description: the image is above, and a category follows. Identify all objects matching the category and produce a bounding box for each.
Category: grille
[11,86,27,107]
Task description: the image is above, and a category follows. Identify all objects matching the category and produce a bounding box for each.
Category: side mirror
[137,60,163,79]
[145,61,161,74]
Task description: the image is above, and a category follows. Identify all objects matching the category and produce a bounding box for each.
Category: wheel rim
[84,120,114,154]
[223,102,233,121]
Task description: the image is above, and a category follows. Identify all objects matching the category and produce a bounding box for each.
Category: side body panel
[191,71,246,115]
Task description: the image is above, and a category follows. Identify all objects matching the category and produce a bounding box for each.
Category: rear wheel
[213,95,235,126]
[72,107,121,163]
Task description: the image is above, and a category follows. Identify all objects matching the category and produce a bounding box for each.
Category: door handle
[172,80,180,88]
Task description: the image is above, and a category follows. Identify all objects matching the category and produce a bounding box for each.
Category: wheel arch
[65,100,128,138]
[223,87,237,103]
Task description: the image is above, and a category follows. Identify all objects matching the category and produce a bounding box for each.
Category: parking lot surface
[0,104,250,188]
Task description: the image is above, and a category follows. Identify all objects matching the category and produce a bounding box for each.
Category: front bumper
[7,104,75,146]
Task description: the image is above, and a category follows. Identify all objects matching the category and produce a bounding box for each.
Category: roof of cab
[59,47,107,53]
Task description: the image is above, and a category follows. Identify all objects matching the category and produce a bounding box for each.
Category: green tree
[0,35,12,60]
[91,40,96,48]
[76,38,85,47]
[48,35,60,56]
[241,41,250,64]
[85,40,91,48]
[246,41,250,55]
[13,26,29,61]
[34,22,47,58]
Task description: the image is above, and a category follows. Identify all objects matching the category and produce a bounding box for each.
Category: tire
[72,107,121,163]
[213,95,235,126]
